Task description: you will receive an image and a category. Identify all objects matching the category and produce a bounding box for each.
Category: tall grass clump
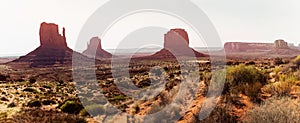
[244,97,300,123]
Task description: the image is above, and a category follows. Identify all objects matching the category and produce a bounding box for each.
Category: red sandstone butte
[9,22,89,67]
[39,22,68,49]
[149,29,207,59]
[83,37,112,59]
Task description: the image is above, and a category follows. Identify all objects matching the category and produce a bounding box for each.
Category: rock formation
[83,37,112,59]
[149,29,207,59]
[224,42,274,52]
[224,40,300,58]
[274,39,289,49]
[9,22,89,67]
[164,29,189,49]
[39,22,68,49]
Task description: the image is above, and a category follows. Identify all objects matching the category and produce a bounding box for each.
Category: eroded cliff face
[224,42,274,52]
[39,22,67,49]
[83,37,112,59]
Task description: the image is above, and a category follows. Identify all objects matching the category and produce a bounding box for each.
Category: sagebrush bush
[28,77,36,84]
[262,81,294,96]
[227,64,267,86]
[263,70,299,96]
[274,57,284,65]
[58,98,84,114]
[244,97,300,123]
[27,100,42,107]
[226,64,267,101]
[293,55,300,67]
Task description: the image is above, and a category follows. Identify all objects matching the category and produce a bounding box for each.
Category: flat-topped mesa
[164,29,189,50]
[83,37,112,58]
[39,22,68,49]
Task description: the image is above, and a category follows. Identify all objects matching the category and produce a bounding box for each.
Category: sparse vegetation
[0,56,300,123]
[245,97,300,123]
[59,98,84,114]
[27,99,42,107]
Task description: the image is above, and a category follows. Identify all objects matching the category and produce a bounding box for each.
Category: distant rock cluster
[8,22,208,67]
[9,22,86,67]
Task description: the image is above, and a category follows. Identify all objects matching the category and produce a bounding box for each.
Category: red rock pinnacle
[39,22,67,49]
[83,37,112,58]
[147,28,207,59]
[9,22,88,67]
[164,29,189,50]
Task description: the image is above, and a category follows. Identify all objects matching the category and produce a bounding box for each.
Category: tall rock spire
[39,22,68,49]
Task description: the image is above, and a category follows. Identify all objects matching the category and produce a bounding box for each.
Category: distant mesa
[148,29,207,59]
[274,39,288,49]
[224,39,300,57]
[9,22,88,67]
[224,39,291,53]
[224,42,274,52]
[83,37,112,59]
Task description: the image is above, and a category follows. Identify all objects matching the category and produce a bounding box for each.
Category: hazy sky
[1,0,300,56]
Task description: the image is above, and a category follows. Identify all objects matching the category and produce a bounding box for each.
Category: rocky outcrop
[147,29,207,59]
[9,22,90,68]
[274,39,288,49]
[83,37,112,59]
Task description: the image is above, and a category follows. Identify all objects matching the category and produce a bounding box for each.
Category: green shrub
[244,97,300,123]
[7,102,16,108]
[274,57,284,65]
[23,88,39,93]
[227,64,267,86]
[27,100,42,107]
[29,77,36,84]
[42,100,56,105]
[58,98,84,114]
[294,55,300,67]
[226,64,267,101]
